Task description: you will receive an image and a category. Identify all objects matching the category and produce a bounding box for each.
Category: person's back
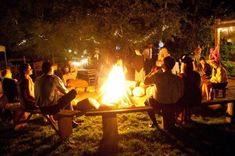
[180,55,202,106]
[35,74,67,108]
[153,71,183,104]
[35,61,76,115]
[180,71,202,106]
[178,55,202,124]
[144,56,184,129]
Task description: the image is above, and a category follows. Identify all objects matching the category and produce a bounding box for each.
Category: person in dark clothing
[142,43,158,75]
[2,68,19,103]
[197,57,212,79]
[179,55,202,124]
[1,68,19,121]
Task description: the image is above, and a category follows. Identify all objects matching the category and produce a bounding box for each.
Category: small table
[85,106,153,154]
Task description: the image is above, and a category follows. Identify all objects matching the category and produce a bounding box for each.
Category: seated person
[1,68,20,121]
[2,68,19,103]
[209,61,228,99]
[18,63,38,110]
[198,57,212,79]
[35,61,77,115]
[62,65,88,90]
[144,56,184,129]
[179,55,202,124]
[197,57,212,100]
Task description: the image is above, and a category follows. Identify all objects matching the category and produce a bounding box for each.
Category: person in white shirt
[144,56,184,129]
[142,43,158,75]
[35,61,77,114]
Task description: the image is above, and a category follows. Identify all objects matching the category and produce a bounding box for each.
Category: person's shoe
[72,121,79,128]
[148,123,159,128]
[14,123,27,130]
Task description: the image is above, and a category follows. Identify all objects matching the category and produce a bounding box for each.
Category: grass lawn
[1,110,235,156]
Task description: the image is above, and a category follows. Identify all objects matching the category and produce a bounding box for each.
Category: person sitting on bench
[144,56,184,129]
[179,55,202,124]
[2,68,19,103]
[209,61,228,99]
[18,63,39,110]
[1,68,19,121]
[35,61,77,116]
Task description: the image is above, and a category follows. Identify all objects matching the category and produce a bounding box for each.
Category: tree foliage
[0,0,235,59]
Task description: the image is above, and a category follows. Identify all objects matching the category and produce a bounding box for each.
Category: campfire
[98,61,134,108]
[76,60,146,112]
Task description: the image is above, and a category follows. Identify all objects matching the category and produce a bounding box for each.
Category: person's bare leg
[205,84,210,100]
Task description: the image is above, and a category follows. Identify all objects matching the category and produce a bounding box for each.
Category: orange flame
[100,64,132,107]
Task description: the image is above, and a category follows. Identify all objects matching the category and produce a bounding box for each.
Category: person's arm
[55,76,69,94]
[24,79,35,102]
[144,72,156,85]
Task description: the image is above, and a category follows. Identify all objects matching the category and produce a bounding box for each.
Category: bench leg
[226,102,234,123]
[57,116,74,140]
[214,89,226,98]
[100,113,118,154]
[215,89,219,98]
[222,89,226,98]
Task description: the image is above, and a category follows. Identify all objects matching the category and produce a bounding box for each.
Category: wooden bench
[3,102,83,139]
[202,98,235,122]
[147,98,235,128]
[85,106,153,154]
[210,87,228,100]
[182,98,235,124]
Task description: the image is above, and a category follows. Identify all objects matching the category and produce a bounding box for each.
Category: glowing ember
[100,63,132,107]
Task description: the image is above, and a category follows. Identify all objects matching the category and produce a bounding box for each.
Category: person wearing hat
[179,55,202,124]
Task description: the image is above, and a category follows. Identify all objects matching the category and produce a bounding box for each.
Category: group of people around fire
[130,42,228,129]
[0,42,229,130]
[0,61,82,127]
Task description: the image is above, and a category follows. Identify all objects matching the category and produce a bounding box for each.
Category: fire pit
[82,61,153,154]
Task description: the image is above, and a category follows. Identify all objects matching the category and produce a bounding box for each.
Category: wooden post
[57,116,74,139]
[100,113,118,155]
[226,102,234,123]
